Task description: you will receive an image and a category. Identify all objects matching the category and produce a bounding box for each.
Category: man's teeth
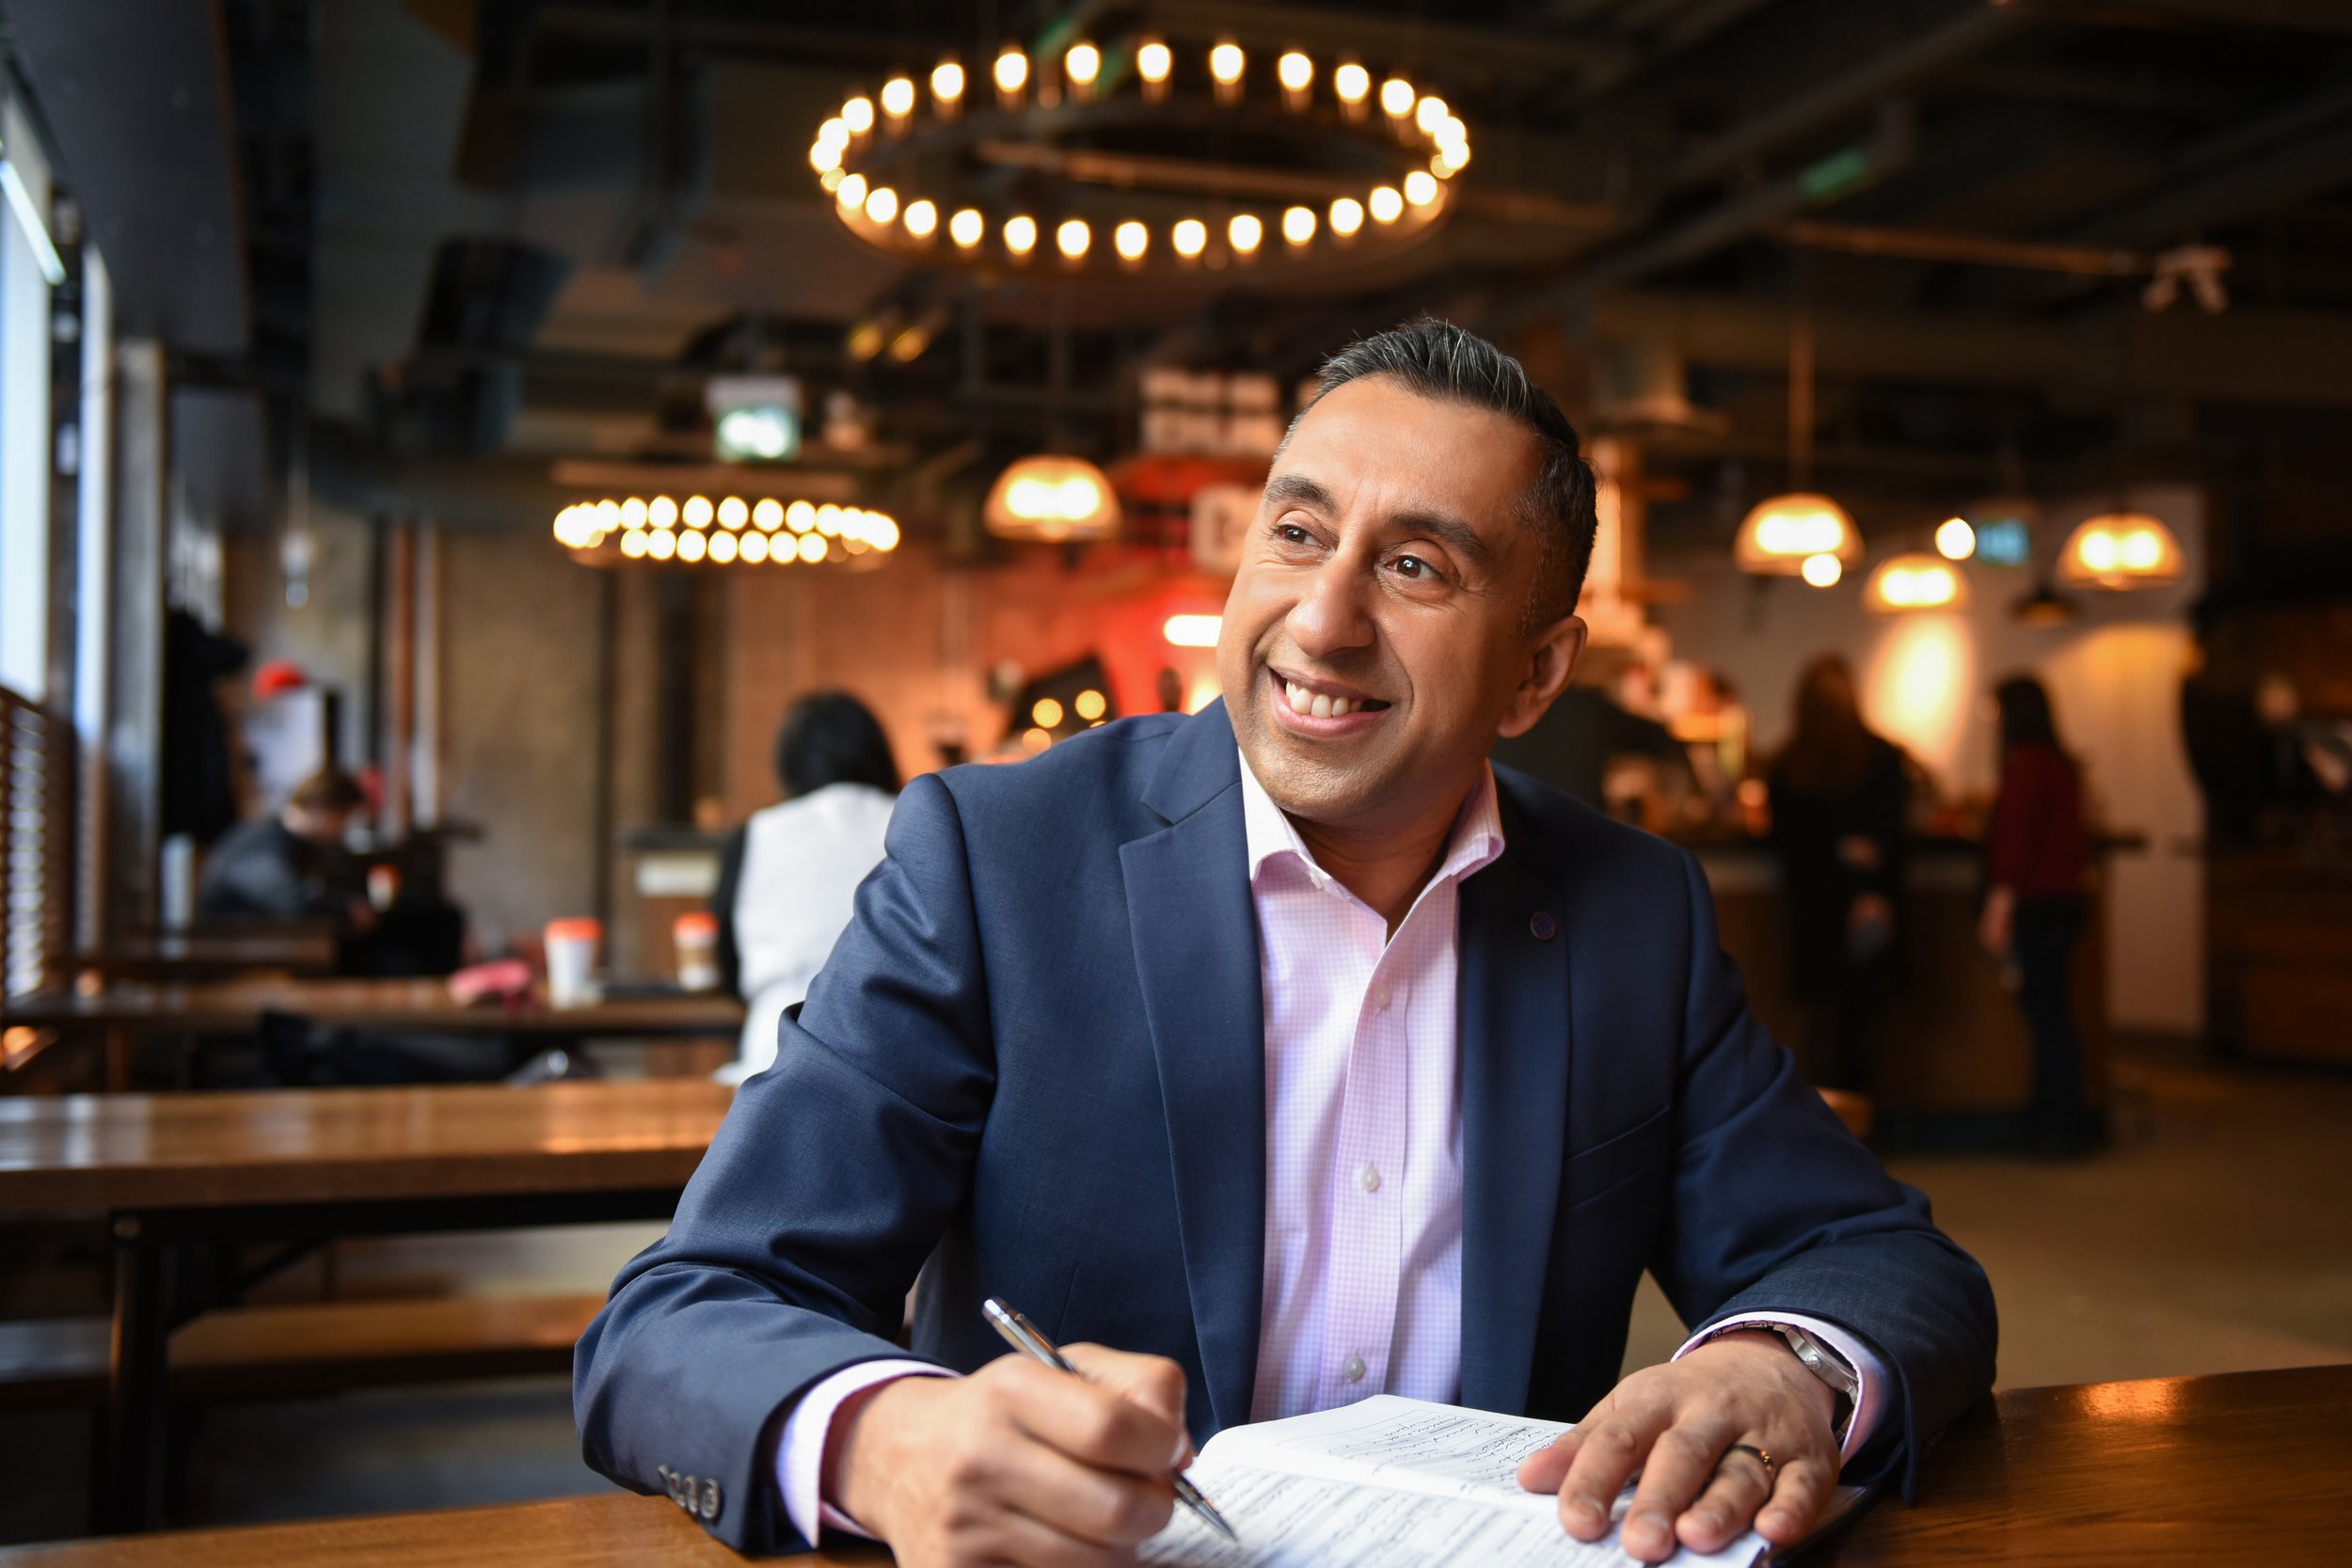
[1285,680,1362,719]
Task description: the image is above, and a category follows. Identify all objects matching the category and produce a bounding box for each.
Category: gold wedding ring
[1725,1443,1777,1485]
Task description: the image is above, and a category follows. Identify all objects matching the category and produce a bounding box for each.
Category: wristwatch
[1703,1322,1860,1435]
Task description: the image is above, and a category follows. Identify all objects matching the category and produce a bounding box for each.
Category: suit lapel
[1455,820,1573,1415]
[1121,705,1264,1433]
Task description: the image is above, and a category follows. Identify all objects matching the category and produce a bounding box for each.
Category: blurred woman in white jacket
[711,691,899,1082]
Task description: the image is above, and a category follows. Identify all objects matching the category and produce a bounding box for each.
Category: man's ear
[1497,613,1588,739]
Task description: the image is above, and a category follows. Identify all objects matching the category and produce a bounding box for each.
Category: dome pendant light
[984,455,1121,544]
[1736,286,1856,582]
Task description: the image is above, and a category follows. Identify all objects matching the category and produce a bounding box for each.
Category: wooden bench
[0,1293,605,1411]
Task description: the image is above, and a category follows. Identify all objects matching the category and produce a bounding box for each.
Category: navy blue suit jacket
[576,703,1996,1553]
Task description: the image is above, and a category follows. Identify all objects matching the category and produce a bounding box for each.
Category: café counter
[1687,832,2122,1148]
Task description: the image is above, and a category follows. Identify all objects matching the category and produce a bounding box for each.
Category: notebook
[1140,1395,1869,1568]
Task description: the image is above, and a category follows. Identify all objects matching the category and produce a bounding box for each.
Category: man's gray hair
[1294,318,1598,630]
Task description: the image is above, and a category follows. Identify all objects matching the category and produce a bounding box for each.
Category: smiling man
[577,319,1996,1568]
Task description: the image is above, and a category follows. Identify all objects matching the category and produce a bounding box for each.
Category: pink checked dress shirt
[774,750,1882,1543]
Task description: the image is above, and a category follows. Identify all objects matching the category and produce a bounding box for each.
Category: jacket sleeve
[573,771,995,1553]
[1648,851,1998,1498]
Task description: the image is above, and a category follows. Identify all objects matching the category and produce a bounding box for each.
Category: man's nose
[1286,557,1375,660]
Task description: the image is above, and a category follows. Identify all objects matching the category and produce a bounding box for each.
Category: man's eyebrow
[1263,473,1496,566]
[1389,506,1495,567]
[1263,472,1337,513]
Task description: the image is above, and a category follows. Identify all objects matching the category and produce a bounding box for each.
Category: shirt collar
[1236,744,1506,895]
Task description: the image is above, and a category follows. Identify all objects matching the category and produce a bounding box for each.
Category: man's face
[1216,374,1584,833]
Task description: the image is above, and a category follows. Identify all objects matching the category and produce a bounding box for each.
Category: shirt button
[1343,1354,1366,1384]
[1374,986,1392,1012]
[1358,1164,1382,1194]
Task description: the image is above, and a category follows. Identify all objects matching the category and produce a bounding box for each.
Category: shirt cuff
[1673,1312,1888,1465]
[774,1358,956,1545]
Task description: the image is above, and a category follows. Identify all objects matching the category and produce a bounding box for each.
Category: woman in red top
[1980,676,2098,1152]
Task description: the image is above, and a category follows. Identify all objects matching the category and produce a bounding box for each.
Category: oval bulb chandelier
[1734,492,1862,578]
[1864,552,1969,614]
[984,455,1121,544]
[551,496,900,567]
[810,38,1469,280]
[2056,511,2183,591]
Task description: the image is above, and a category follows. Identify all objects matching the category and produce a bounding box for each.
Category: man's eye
[1393,555,1429,578]
[1276,523,1312,545]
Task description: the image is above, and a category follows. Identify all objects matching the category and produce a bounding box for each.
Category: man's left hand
[1516,1329,1838,1562]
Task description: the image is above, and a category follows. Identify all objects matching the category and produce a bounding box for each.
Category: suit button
[701,1479,723,1520]
[1343,1354,1366,1384]
[1530,911,1557,941]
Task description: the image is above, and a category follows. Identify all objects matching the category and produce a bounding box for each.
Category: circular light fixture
[1735,492,1862,575]
[1934,516,1976,561]
[2057,511,2184,591]
[985,454,1122,544]
[1865,552,1968,613]
[811,45,1465,279]
[1800,553,1842,588]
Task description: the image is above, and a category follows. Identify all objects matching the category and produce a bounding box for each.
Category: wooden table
[0,1364,2343,1564]
[0,1080,733,1533]
[66,928,340,983]
[0,978,744,1089]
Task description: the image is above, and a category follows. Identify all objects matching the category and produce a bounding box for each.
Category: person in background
[197,768,373,928]
[712,691,901,1082]
[1768,657,1911,1096]
[1979,675,2097,1154]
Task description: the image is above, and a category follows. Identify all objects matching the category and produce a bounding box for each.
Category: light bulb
[949,207,984,248]
[1438,141,1470,173]
[1065,42,1100,87]
[1278,51,1311,91]
[1334,62,1370,103]
[799,532,829,563]
[677,530,707,562]
[1114,220,1148,261]
[1415,95,1447,135]
[811,139,841,173]
[1380,77,1414,117]
[904,198,937,238]
[994,46,1027,95]
[1075,689,1107,721]
[843,96,875,135]
[1173,218,1207,258]
[1329,196,1364,236]
[1229,213,1263,254]
[620,531,648,559]
[1404,169,1438,207]
[648,496,678,528]
[620,497,648,528]
[1369,185,1404,224]
[816,504,842,535]
[869,516,900,551]
[709,531,739,563]
[931,60,964,103]
[1136,40,1171,83]
[1057,218,1089,259]
[1935,517,1975,561]
[752,499,783,531]
[648,528,677,561]
[786,500,816,532]
[864,185,898,225]
[1210,42,1245,84]
[817,118,847,149]
[1033,697,1066,729]
[1005,214,1038,256]
[1282,205,1315,245]
[740,531,769,562]
[683,495,714,529]
[836,172,868,211]
[881,77,915,119]
[1440,115,1466,148]
[717,496,748,529]
[1801,553,1842,588]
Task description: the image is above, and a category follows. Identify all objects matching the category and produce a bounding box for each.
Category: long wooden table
[0,1365,2342,1564]
[0,1080,733,1532]
[0,977,744,1089]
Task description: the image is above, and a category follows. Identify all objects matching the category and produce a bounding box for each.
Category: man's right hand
[828,1344,1192,1567]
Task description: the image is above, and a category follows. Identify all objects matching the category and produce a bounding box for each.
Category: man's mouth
[1269,667,1391,725]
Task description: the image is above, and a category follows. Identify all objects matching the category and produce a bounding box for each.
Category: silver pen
[981,1296,1238,1544]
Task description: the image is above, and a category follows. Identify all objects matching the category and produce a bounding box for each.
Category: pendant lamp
[984,454,1121,544]
[1736,285,1855,584]
[1863,552,1967,613]
[2056,511,2183,591]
